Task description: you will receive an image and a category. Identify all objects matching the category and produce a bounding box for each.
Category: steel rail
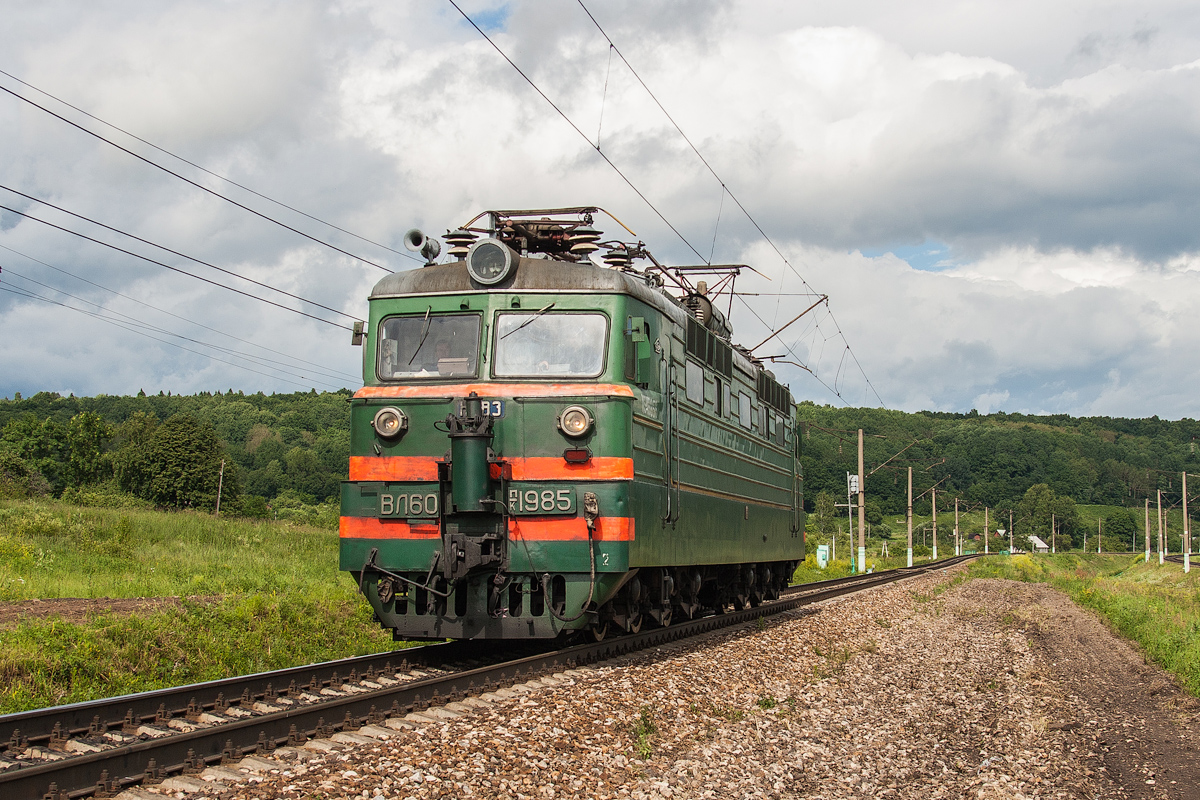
[2,555,979,799]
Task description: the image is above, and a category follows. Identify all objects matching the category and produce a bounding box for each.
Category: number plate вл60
[379,486,440,518]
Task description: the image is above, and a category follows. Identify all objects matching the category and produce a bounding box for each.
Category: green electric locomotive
[340,207,803,641]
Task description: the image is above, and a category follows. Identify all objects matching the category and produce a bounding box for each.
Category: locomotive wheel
[627,613,643,634]
[658,607,673,628]
[590,619,610,642]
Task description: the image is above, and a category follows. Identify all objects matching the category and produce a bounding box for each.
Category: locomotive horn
[404,228,442,265]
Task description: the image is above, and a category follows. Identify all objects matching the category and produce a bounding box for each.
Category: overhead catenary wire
[447,0,863,407]
[0,284,338,391]
[1,265,357,386]
[0,83,398,273]
[0,68,422,265]
[445,0,707,264]
[0,203,355,332]
[0,185,362,323]
[0,242,361,384]
[573,0,884,407]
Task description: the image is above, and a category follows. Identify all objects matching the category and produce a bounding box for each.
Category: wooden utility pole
[1185,472,1191,574]
[858,429,866,573]
[907,467,914,568]
[215,459,225,517]
[1098,517,1102,554]
[984,506,989,554]
[1158,489,1164,565]
[1145,497,1151,563]
[932,488,938,560]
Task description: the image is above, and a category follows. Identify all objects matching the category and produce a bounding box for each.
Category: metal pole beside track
[907,466,913,568]
[858,429,866,574]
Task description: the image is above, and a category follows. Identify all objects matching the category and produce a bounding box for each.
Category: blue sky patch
[860,240,954,271]
[470,3,510,33]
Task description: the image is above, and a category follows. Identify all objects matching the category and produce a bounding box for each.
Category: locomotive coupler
[441,392,507,583]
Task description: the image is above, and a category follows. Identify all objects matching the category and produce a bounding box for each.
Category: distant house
[1028,535,1050,553]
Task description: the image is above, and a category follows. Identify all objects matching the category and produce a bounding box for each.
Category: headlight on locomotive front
[372,406,408,438]
[558,405,593,438]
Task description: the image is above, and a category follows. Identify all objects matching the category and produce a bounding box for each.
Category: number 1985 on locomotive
[508,486,576,515]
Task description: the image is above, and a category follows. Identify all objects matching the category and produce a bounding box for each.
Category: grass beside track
[0,498,397,714]
[967,553,1200,697]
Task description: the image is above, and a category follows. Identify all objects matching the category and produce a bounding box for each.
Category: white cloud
[2,1,1200,420]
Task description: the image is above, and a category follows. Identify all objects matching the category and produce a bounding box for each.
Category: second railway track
[1,555,979,800]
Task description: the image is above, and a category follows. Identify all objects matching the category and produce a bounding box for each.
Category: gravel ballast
[123,567,1200,800]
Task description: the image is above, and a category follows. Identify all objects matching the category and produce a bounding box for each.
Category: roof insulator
[443,228,477,260]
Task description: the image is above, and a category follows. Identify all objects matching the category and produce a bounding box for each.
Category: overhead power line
[0,203,355,331]
[1,267,349,388]
[0,83,395,273]
[0,242,361,383]
[0,185,361,323]
[445,0,707,264]
[0,283,340,391]
[573,0,884,407]
[0,68,421,266]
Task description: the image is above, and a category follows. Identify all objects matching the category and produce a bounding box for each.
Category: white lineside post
[932,488,938,560]
[215,459,225,517]
[1145,497,1151,563]
[1098,517,1102,554]
[1009,509,1014,554]
[984,506,989,555]
[907,466,914,568]
[858,428,866,574]
[1158,489,1164,565]
[1184,471,1191,574]
[1052,512,1056,554]
[954,497,959,556]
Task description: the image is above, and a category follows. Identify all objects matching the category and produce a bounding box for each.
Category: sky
[2,0,1200,418]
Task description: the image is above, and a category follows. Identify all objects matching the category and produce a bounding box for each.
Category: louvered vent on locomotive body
[684,314,733,379]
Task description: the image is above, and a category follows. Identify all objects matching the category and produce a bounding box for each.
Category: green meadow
[0,498,397,713]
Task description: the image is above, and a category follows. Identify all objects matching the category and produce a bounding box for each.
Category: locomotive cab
[340,208,803,641]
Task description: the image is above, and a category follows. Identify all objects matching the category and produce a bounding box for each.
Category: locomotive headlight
[466,238,516,285]
[558,405,593,438]
[372,406,408,439]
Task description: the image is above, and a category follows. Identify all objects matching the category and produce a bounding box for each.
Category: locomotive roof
[370,255,765,381]
[371,256,690,325]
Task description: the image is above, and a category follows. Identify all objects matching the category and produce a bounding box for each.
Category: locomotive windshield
[377,312,481,380]
[493,312,607,378]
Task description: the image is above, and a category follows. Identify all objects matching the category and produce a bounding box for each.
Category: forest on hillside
[797,402,1200,549]
[0,389,350,518]
[1,390,1197,547]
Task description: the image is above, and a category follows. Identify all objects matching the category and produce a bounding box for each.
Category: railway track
[1,555,979,800]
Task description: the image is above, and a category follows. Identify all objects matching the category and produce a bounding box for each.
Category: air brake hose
[544,491,599,623]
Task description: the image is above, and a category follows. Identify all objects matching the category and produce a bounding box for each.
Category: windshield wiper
[500,302,556,340]
[407,306,433,365]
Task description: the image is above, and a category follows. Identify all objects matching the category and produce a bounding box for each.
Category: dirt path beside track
[0,596,221,628]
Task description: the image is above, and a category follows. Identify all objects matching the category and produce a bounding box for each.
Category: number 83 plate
[508,485,576,515]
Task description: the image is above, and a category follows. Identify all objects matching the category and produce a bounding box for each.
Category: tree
[1103,508,1138,550]
[143,414,238,509]
[111,413,160,497]
[63,411,112,486]
[1014,483,1083,549]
